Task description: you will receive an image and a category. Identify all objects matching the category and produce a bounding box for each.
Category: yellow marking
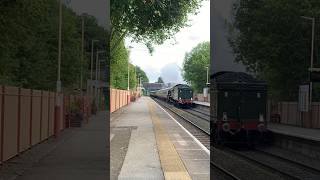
[148,100,192,180]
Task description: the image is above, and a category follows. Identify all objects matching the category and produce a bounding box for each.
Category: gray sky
[126,0,210,83]
[68,0,107,28]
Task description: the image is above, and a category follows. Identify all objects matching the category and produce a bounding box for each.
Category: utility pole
[80,16,84,96]
[127,60,130,90]
[301,16,315,111]
[55,0,63,137]
[57,0,62,94]
[95,51,105,108]
[90,40,99,96]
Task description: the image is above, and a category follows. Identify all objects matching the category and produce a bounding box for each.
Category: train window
[224,92,228,97]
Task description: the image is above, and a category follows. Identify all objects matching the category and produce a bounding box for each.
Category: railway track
[219,146,320,180]
[153,98,210,134]
[210,162,242,180]
[152,98,320,179]
[185,108,210,121]
[152,98,210,149]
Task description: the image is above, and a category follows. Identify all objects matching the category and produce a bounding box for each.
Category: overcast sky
[125,0,210,84]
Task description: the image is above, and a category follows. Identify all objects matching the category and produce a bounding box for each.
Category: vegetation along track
[219,146,320,180]
[153,98,210,149]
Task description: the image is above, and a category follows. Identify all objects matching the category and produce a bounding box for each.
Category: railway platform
[0,111,108,180]
[111,97,209,180]
[268,122,320,142]
[267,122,320,163]
[193,101,210,107]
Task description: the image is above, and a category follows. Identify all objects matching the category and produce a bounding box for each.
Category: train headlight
[259,114,264,122]
[222,112,228,122]
[222,123,230,132]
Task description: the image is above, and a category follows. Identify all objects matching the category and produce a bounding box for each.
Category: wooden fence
[268,101,320,129]
[194,93,210,102]
[0,85,92,163]
[110,89,140,113]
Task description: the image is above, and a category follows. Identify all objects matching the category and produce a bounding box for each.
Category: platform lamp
[95,50,105,110]
[90,39,99,96]
[54,0,63,138]
[301,16,315,113]
[127,46,134,91]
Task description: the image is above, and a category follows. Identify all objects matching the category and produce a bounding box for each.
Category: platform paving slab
[114,98,163,180]
[10,111,109,180]
[112,97,209,180]
[152,100,210,179]
[268,123,320,141]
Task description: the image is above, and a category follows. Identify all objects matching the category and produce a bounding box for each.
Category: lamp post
[80,16,85,96]
[301,16,315,111]
[127,46,134,91]
[95,50,105,109]
[54,0,63,137]
[90,40,99,96]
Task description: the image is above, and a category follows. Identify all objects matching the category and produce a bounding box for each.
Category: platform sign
[203,87,209,97]
[299,85,309,112]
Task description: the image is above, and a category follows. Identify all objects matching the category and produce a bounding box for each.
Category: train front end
[211,72,271,146]
[172,84,194,107]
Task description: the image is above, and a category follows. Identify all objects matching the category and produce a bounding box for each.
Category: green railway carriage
[210,71,271,146]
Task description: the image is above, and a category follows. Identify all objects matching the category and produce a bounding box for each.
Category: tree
[0,1,106,92]
[182,42,209,92]
[229,0,320,100]
[157,77,164,83]
[110,34,130,90]
[136,66,149,83]
[110,0,204,54]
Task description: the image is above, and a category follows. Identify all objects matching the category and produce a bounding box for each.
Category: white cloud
[125,0,210,83]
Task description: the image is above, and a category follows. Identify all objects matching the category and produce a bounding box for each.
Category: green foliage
[182,42,210,92]
[111,0,204,50]
[110,34,149,90]
[110,33,129,89]
[136,66,149,83]
[0,1,105,92]
[229,0,320,100]
[157,77,164,83]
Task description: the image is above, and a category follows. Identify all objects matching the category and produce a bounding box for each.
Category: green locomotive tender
[210,71,271,146]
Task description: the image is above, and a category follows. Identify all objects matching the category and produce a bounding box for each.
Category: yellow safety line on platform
[148,101,192,180]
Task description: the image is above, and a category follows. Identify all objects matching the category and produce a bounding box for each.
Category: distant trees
[157,77,164,83]
[229,0,320,100]
[136,66,149,83]
[182,42,210,92]
[110,34,149,89]
[0,1,106,92]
